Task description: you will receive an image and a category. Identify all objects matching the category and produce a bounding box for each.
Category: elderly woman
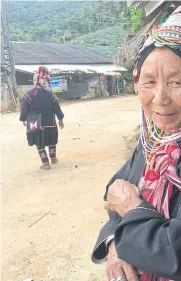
[20,66,64,170]
[92,7,181,281]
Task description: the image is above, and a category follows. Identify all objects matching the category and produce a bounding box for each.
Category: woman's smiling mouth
[153,111,176,121]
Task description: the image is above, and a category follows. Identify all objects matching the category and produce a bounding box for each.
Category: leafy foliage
[71,25,126,46]
[6,1,142,46]
[120,5,143,33]
[129,6,143,32]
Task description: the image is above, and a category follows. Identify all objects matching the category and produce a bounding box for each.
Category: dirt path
[2,96,140,281]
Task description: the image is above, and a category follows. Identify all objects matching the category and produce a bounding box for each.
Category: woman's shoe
[40,163,51,170]
[51,158,58,164]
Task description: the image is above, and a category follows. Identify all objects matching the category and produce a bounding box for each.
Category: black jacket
[92,142,181,281]
[20,87,64,123]
[20,87,64,147]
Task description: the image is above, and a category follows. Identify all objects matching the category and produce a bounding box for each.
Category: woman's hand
[105,179,142,217]
[107,240,139,281]
[23,121,27,126]
[59,119,64,129]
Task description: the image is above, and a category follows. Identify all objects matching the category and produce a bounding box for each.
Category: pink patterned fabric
[140,142,181,281]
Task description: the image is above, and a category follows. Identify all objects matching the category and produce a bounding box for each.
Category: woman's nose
[152,84,171,106]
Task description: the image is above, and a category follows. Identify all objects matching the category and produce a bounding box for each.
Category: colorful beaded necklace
[140,107,181,172]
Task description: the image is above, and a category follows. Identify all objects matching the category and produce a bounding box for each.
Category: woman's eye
[141,80,156,88]
[168,81,181,86]
[146,81,155,84]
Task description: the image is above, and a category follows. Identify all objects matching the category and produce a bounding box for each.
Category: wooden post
[1,1,20,110]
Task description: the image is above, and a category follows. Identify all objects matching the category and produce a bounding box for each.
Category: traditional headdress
[133,6,181,84]
[34,66,50,87]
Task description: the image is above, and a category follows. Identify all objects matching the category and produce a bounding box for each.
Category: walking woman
[20,66,64,170]
[92,6,181,281]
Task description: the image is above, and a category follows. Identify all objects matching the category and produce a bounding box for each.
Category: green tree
[129,6,142,32]
[7,1,133,46]
[29,27,48,42]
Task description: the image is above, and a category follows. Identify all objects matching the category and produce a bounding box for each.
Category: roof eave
[145,0,165,16]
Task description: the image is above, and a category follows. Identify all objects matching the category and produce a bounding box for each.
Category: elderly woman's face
[138,48,181,131]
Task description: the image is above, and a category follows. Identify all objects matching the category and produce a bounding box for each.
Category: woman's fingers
[106,256,139,281]
[106,242,139,281]
[106,257,126,281]
[106,179,142,216]
[122,261,139,281]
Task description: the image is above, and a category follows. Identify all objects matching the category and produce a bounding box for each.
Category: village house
[13,43,127,100]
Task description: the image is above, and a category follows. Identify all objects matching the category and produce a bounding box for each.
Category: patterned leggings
[37,145,56,164]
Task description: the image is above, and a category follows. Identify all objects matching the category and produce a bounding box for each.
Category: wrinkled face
[138,48,181,131]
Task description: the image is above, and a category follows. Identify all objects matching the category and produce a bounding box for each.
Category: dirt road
[2,96,140,281]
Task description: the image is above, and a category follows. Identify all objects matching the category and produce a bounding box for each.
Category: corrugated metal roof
[12,42,113,65]
[88,47,118,56]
